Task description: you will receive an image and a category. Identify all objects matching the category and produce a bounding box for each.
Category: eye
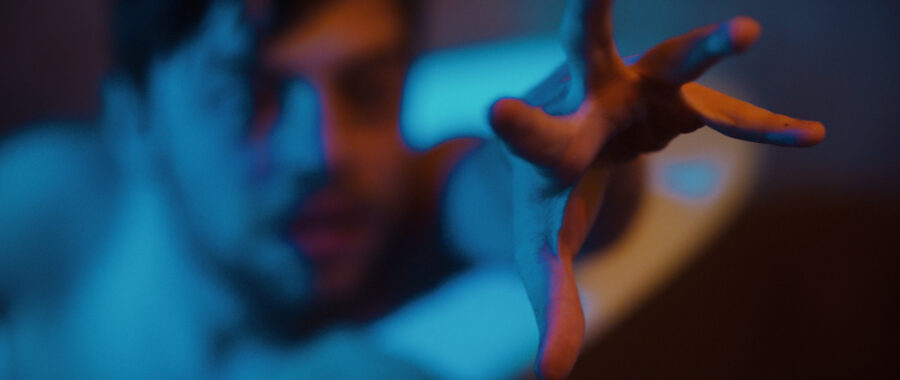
[248,71,285,139]
[337,57,404,124]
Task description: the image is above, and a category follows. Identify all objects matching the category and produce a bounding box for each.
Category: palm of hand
[489,1,825,379]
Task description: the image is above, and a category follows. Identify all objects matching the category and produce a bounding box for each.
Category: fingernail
[728,16,762,53]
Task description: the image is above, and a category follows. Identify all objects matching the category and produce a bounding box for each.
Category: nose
[317,91,351,178]
[268,78,354,190]
[267,79,327,188]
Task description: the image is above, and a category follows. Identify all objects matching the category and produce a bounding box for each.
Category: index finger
[560,0,625,90]
[681,82,826,147]
[634,16,761,86]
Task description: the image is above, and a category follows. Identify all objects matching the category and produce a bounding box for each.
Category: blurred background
[422,0,900,377]
[1,0,898,378]
[429,1,899,377]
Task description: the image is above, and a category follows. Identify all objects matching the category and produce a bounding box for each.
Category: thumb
[490,98,587,185]
[490,97,565,160]
[521,245,584,380]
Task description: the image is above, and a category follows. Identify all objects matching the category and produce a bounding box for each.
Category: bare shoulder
[0,124,114,269]
[0,124,112,205]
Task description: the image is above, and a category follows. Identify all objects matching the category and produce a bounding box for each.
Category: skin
[192,0,826,377]
[0,1,429,377]
[257,0,416,301]
[0,0,825,378]
[490,1,825,379]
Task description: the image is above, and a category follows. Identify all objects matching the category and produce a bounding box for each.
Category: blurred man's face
[257,0,412,300]
[153,0,412,307]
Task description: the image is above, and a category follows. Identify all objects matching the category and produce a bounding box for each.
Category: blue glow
[269,79,323,175]
[764,131,802,146]
[443,143,514,265]
[402,36,565,150]
[370,267,538,380]
[0,2,305,377]
[682,22,733,76]
[145,0,256,257]
[661,160,722,200]
[0,325,7,378]
[62,181,215,379]
[0,126,111,295]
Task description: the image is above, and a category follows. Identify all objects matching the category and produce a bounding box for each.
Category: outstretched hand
[489,1,825,379]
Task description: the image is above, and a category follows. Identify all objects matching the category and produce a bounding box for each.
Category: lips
[288,191,370,260]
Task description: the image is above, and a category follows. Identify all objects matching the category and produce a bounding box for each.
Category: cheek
[352,130,409,205]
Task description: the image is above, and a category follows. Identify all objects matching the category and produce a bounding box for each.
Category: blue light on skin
[146,0,312,303]
[0,124,115,379]
[369,267,538,380]
[681,21,735,77]
[660,159,723,200]
[267,80,324,181]
[258,79,326,219]
[442,141,515,265]
[0,1,309,377]
[3,3,563,378]
[0,324,8,378]
[146,0,256,258]
[2,4,740,378]
[764,130,803,146]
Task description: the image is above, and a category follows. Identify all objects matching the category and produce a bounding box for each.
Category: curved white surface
[578,127,762,341]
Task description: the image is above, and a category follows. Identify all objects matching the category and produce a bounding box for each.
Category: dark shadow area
[571,189,900,379]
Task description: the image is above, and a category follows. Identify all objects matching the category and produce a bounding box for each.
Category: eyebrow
[335,44,408,76]
[270,0,331,36]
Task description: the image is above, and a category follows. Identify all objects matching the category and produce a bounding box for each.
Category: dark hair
[271,0,421,50]
[113,0,212,85]
[113,0,421,85]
